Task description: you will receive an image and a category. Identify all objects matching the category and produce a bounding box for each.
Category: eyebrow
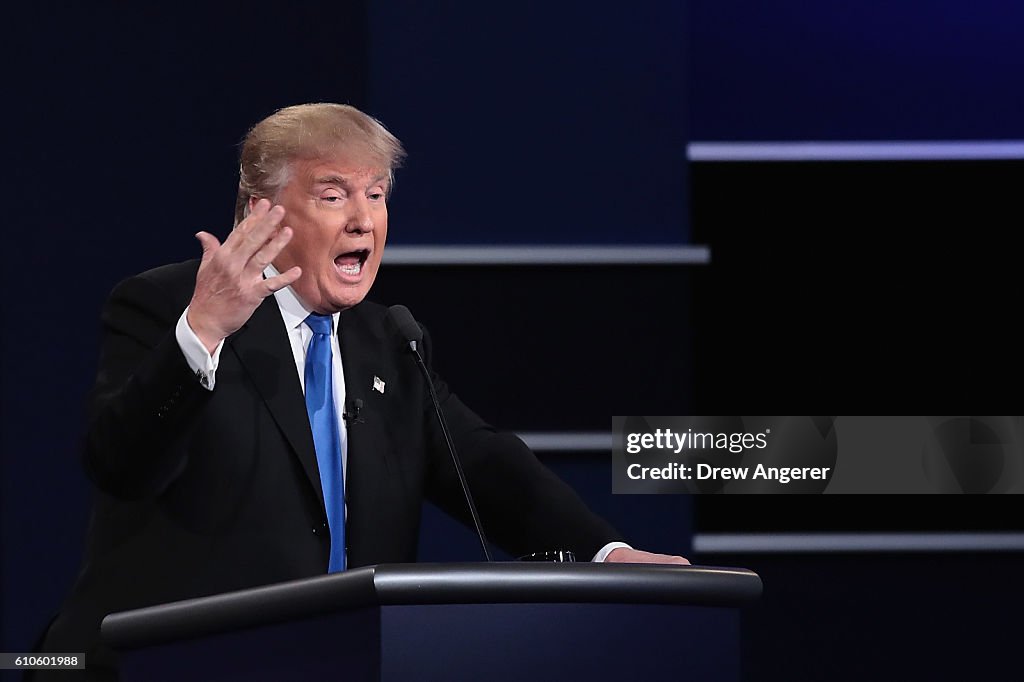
[313,174,389,189]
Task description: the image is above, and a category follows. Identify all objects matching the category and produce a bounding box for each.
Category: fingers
[248,225,294,273]
[605,548,691,565]
[228,199,287,262]
[263,266,302,294]
[195,231,222,260]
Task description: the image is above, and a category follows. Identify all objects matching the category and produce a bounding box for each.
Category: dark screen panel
[369,265,695,430]
[690,1,1024,140]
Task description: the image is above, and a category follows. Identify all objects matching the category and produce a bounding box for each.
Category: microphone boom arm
[409,344,494,563]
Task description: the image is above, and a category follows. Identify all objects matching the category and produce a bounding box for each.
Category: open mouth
[334,248,370,277]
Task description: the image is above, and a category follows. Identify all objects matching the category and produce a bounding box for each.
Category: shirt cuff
[591,541,633,563]
[175,306,224,391]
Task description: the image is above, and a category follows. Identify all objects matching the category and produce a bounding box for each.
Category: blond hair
[234,103,406,225]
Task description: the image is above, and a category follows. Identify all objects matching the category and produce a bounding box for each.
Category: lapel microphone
[343,398,364,425]
[386,305,493,562]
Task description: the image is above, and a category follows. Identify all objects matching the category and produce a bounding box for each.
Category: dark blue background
[689,1,1024,140]
[4,1,1023,678]
[368,1,690,244]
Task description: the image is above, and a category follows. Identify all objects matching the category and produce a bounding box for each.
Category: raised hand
[187,199,302,352]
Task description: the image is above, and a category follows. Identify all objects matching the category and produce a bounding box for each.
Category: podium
[103,563,761,681]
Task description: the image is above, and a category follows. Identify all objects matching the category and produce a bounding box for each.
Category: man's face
[270,156,389,313]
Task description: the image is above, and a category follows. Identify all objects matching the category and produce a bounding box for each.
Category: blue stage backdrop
[5,1,1023,674]
[4,0,691,657]
[366,1,691,245]
[689,0,1024,140]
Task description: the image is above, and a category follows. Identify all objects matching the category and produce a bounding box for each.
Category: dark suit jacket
[39,259,622,676]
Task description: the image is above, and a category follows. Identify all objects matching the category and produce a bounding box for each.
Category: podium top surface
[102,562,762,649]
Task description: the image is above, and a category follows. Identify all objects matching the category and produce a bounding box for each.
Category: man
[39,103,686,678]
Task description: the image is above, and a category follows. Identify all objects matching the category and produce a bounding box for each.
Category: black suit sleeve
[84,271,211,499]
[417,326,625,561]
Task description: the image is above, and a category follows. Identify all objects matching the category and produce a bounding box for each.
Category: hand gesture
[187,199,301,352]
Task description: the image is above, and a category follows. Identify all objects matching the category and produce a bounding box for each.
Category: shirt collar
[264,265,340,334]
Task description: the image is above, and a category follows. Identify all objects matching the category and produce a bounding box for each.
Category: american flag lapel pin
[373,376,386,394]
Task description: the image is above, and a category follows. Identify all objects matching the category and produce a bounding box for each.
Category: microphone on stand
[386,305,493,562]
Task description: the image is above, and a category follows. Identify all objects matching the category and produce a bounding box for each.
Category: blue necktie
[304,313,346,572]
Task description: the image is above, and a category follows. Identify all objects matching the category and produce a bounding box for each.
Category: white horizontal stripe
[693,532,1024,554]
[688,140,1024,162]
[516,432,611,452]
[383,245,710,266]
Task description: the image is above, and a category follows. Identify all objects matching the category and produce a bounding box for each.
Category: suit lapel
[229,297,325,515]
[339,306,396,563]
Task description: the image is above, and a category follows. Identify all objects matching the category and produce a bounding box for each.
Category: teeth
[339,262,362,276]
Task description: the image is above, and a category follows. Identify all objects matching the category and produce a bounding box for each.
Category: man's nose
[345,197,374,234]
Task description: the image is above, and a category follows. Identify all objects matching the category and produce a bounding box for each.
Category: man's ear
[248,196,262,213]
